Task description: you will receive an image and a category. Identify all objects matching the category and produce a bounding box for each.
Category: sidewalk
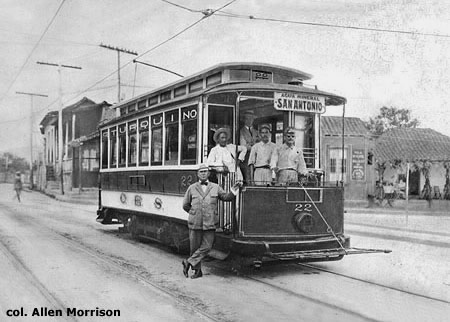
[41,186,99,206]
[345,199,450,216]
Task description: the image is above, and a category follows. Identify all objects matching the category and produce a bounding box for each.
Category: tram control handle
[299,169,324,187]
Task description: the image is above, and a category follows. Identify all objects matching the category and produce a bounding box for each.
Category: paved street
[1,184,449,322]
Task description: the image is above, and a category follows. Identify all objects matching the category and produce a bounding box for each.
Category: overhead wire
[213,10,450,39]
[0,0,67,106]
[63,0,237,104]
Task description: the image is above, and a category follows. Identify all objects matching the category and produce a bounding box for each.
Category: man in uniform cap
[182,163,241,278]
[271,127,309,184]
[248,124,277,185]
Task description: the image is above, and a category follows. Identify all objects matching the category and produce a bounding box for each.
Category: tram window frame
[151,114,163,166]
[164,109,179,165]
[181,105,198,165]
[138,117,150,166]
[207,104,234,153]
[118,123,127,168]
[101,129,108,169]
[293,113,315,168]
[109,126,117,168]
[128,120,138,167]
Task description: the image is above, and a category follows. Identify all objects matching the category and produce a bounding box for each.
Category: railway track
[4,194,449,321]
[1,202,221,322]
[296,262,450,305]
[2,197,376,321]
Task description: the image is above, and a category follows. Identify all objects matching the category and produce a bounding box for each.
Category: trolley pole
[16,91,48,189]
[36,61,82,195]
[99,43,138,102]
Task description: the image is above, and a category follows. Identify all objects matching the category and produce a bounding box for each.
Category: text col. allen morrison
[6,307,121,318]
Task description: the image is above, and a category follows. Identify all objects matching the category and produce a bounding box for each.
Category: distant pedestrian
[13,171,23,202]
[182,163,241,279]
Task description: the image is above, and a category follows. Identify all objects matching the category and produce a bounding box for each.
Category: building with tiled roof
[374,128,450,198]
[375,128,450,163]
[320,116,375,201]
[321,116,370,137]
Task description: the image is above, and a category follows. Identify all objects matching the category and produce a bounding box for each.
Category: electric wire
[213,11,450,39]
[160,0,202,13]
[0,0,67,105]
[63,0,237,104]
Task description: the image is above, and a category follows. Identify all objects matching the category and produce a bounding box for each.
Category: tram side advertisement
[274,92,326,114]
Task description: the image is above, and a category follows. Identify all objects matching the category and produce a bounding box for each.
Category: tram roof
[114,62,312,106]
[205,82,347,106]
[108,62,346,123]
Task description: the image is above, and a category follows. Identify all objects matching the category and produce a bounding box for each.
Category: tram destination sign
[274,92,326,114]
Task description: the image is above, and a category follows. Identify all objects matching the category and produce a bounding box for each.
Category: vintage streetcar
[96,62,388,266]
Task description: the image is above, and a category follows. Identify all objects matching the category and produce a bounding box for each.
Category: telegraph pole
[16,91,48,189]
[36,61,82,195]
[99,43,138,102]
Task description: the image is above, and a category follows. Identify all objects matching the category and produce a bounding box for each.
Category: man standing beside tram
[248,124,277,185]
[271,127,309,184]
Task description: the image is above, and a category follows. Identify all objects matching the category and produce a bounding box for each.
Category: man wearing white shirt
[248,124,277,185]
[271,127,308,184]
[207,127,247,182]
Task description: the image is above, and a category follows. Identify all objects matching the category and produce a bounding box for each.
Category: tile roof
[321,116,369,136]
[375,128,450,162]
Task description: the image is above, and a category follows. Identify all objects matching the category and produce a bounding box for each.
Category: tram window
[229,69,250,81]
[148,96,158,106]
[189,79,203,93]
[165,109,179,165]
[160,90,171,102]
[181,106,197,164]
[207,105,233,152]
[118,124,126,167]
[206,72,222,87]
[139,117,149,166]
[128,121,137,167]
[294,114,315,168]
[101,130,108,169]
[151,114,163,166]
[174,85,186,97]
[109,127,117,168]
[137,100,146,110]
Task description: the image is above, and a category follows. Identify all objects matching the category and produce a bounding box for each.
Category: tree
[366,106,419,135]
[0,152,29,173]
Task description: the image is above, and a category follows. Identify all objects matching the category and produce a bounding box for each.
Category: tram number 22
[295,204,312,212]
[181,175,194,188]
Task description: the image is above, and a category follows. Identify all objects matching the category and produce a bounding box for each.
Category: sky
[0,0,449,161]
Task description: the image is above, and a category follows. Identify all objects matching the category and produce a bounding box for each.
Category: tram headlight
[292,213,314,233]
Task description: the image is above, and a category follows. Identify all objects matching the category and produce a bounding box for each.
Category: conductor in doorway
[182,163,241,279]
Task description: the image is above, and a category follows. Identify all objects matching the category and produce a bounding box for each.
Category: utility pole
[16,91,48,190]
[99,43,138,102]
[36,61,82,195]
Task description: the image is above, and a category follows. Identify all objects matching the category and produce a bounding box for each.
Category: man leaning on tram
[270,127,310,184]
[182,163,241,279]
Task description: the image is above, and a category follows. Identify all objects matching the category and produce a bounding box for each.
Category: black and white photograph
[0,1,449,321]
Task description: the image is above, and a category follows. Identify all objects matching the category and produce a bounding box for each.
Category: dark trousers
[240,153,251,184]
[187,229,215,270]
